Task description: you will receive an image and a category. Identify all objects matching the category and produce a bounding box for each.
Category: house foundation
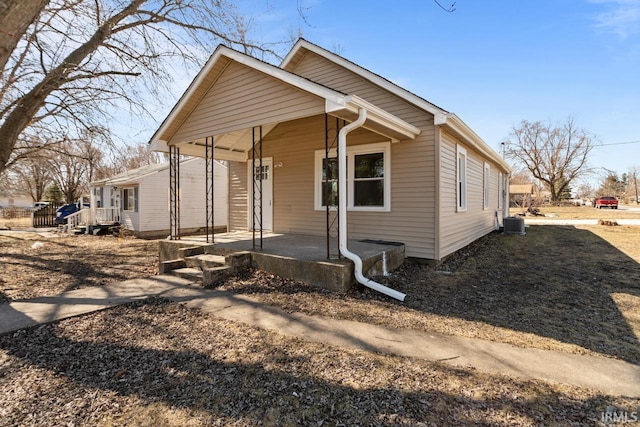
[158,232,405,292]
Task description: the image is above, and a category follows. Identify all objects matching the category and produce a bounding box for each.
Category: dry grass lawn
[1,299,637,426]
[510,204,640,220]
[1,221,639,425]
[0,231,157,302]
[221,225,640,366]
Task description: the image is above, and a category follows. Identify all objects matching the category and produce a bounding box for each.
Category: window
[122,187,137,212]
[498,172,504,209]
[314,142,390,212]
[483,162,490,210]
[253,164,270,181]
[456,145,467,212]
[321,157,339,207]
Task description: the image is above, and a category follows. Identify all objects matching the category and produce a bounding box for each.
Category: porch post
[324,114,342,259]
[169,145,181,240]
[252,125,263,249]
[205,136,214,243]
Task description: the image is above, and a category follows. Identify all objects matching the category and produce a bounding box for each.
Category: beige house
[150,39,510,262]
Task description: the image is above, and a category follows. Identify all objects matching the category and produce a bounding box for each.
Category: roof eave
[436,113,511,172]
[340,95,421,141]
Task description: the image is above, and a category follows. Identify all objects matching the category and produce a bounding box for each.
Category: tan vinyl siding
[290,52,421,123]
[228,161,247,231]
[160,56,232,142]
[261,114,436,259]
[288,53,437,258]
[169,61,325,144]
[439,132,501,259]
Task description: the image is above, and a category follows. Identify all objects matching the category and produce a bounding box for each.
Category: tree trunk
[0,0,49,72]
[0,0,144,174]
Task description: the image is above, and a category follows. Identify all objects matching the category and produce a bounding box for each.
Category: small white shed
[90,158,227,237]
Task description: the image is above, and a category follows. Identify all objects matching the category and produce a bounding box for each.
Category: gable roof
[282,39,510,172]
[149,44,421,160]
[90,158,217,187]
[282,38,449,117]
[509,184,534,194]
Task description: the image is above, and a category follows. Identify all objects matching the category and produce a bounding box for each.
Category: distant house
[89,158,227,238]
[150,38,510,261]
[509,184,534,208]
[0,192,32,208]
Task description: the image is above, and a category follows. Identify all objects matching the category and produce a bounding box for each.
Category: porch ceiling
[150,45,420,161]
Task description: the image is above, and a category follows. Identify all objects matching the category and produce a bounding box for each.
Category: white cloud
[590,0,640,38]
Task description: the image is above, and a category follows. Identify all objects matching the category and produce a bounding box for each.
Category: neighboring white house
[89,158,228,237]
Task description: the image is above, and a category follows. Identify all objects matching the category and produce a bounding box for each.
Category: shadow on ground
[0,299,628,425]
[0,235,156,299]
[381,226,640,364]
[222,226,640,365]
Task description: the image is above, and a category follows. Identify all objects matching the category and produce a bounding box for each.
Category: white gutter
[338,109,407,302]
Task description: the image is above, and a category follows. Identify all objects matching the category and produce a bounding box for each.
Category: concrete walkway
[1,276,639,397]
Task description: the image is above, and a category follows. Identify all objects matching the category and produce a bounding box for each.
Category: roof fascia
[90,158,200,187]
[436,113,511,172]
[344,95,421,141]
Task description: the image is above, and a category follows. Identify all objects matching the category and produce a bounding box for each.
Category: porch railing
[95,207,120,224]
[65,208,91,229]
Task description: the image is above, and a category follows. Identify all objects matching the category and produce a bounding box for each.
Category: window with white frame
[498,172,504,209]
[122,187,137,212]
[314,142,390,211]
[483,162,490,210]
[456,145,467,212]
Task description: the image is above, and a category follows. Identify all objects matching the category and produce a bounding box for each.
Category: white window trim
[483,162,490,210]
[498,172,504,209]
[122,187,136,212]
[314,141,391,212]
[456,145,467,212]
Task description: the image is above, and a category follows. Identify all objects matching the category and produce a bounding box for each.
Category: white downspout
[338,108,407,302]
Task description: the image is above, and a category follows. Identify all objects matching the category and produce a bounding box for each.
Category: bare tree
[48,140,91,203]
[0,0,282,175]
[99,143,161,179]
[575,182,595,200]
[504,118,595,203]
[8,155,52,202]
[597,171,625,199]
[0,0,49,72]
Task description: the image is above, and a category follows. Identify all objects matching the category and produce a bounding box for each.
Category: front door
[247,157,273,231]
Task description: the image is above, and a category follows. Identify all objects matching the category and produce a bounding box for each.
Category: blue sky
[230,0,640,186]
[137,0,640,187]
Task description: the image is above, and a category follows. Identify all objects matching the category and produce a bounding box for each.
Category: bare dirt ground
[1,223,639,425]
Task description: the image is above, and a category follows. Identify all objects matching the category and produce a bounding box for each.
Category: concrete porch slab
[159,232,405,292]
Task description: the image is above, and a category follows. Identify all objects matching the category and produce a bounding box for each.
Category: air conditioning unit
[503,216,525,235]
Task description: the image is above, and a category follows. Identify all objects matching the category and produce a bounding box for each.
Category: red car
[594,196,618,209]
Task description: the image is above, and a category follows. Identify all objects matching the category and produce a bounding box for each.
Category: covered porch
[158,232,405,293]
[149,45,420,300]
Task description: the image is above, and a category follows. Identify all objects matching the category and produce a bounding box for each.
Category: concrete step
[185,254,226,270]
[159,259,186,274]
[203,265,234,288]
[172,267,203,283]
